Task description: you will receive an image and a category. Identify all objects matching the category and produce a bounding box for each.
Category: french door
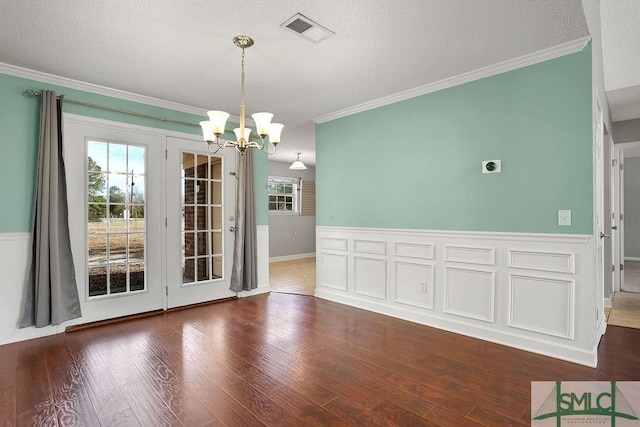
[166,136,237,308]
[64,117,237,325]
[64,117,164,323]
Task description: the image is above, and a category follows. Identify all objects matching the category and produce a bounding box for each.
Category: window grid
[181,152,224,284]
[268,177,299,213]
[87,140,146,298]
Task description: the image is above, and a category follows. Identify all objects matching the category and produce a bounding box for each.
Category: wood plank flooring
[269,258,316,296]
[1,293,639,426]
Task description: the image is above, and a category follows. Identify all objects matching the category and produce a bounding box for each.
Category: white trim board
[313,37,590,124]
[624,257,640,262]
[270,252,315,262]
[0,61,243,126]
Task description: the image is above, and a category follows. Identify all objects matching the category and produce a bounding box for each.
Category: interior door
[594,100,606,336]
[619,156,626,291]
[166,136,237,308]
[64,117,163,324]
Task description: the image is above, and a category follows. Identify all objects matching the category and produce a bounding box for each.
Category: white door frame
[613,140,640,294]
[593,93,605,340]
[64,114,167,324]
[62,113,251,325]
[165,136,237,308]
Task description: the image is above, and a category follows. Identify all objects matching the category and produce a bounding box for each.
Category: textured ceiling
[601,0,640,122]
[0,0,591,164]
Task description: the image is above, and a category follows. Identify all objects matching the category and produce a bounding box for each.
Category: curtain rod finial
[24,89,40,97]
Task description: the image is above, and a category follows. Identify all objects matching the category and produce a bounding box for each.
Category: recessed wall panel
[354,239,386,255]
[444,267,495,322]
[509,274,574,339]
[354,257,386,299]
[445,245,495,265]
[394,261,434,310]
[394,242,435,260]
[509,250,574,274]
[320,253,348,291]
[321,237,348,251]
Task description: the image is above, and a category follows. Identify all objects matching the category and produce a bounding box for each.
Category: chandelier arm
[264,142,277,155]
[207,143,222,154]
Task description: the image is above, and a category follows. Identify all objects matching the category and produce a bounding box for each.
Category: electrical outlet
[420,281,428,293]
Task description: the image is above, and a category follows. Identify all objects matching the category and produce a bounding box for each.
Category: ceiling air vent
[280,13,335,44]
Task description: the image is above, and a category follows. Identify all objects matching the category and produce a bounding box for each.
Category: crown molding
[0,61,244,125]
[313,36,591,124]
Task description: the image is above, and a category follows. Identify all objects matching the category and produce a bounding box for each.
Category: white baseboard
[315,288,596,367]
[604,297,612,308]
[270,252,315,262]
[624,257,640,262]
[238,284,271,298]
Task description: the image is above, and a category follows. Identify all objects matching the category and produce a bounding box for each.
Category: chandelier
[200,35,283,155]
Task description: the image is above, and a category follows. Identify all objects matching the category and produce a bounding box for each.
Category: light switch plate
[558,210,571,226]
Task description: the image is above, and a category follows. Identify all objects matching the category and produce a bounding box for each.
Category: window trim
[267,176,300,215]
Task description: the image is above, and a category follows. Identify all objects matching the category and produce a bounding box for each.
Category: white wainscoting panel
[445,245,495,265]
[508,249,575,274]
[508,274,575,339]
[394,242,435,260]
[354,257,387,299]
[0,233,65,345]
[321,237,348,251]
[319,253,348,291]
[354,239,386,255]
[394,261,435,310]
[316,226,596,367]
[444,267,495,323]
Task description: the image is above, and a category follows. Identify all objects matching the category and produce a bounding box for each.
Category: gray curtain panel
[230,149,258,292]
[21,90,82,328]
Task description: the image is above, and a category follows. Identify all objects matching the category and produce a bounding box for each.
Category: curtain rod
[23,89,208,130]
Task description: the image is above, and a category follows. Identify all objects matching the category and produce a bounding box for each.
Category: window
[268,177,299,213]
[86,140,147,297]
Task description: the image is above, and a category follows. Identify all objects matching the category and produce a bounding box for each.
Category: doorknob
[611,225,618,230]
[600,232,610,239]
[229,226,236,232]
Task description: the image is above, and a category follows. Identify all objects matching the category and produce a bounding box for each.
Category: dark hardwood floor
[1,293,639,426]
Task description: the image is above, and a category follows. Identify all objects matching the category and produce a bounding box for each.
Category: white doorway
[166,137,237,308]
[614,140,640,294]
[64,116,238,325]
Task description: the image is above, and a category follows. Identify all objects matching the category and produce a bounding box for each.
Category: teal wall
[316,46,593,234]
[0,72,267,232]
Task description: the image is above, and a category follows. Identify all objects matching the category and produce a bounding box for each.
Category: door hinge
[620,163,624,171]
[621,263,624,271]
[165,218,168,228]
[165,149,168,160]
[621,213,624,221]
[612,265,615,272]
[166,286,168,296]
[612,159,617,167]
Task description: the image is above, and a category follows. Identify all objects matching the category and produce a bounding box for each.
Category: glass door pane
[181,152,224,284]
[87,140,146,298]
